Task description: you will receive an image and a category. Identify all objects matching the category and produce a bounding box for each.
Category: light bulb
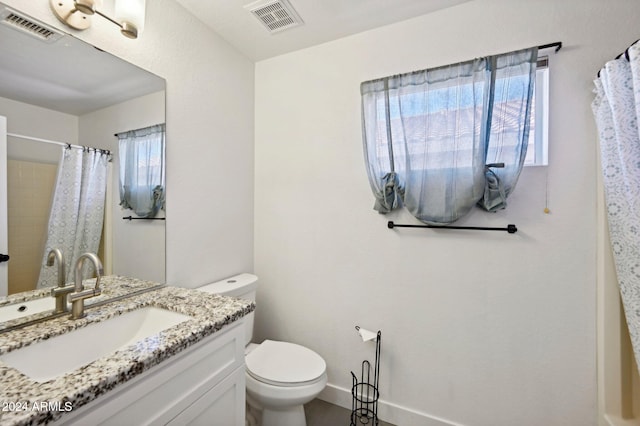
[114,0,145,38]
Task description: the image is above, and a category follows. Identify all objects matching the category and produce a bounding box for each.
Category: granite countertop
[0,277,254,426]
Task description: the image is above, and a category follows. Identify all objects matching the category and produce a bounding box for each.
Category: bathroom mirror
[0,3,166,310]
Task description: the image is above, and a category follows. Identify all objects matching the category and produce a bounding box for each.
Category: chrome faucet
[47,249,74,314]
[68,253,104,320]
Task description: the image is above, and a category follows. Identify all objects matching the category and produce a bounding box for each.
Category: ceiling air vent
[0,7,64,43]
[245,0,303,34]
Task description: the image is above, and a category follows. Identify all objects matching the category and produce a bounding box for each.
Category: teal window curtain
[361,48,537,224]
[118,123,165,218]
[480,51,539,211]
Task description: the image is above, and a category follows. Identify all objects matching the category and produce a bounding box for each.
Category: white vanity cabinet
[54,319,246,426]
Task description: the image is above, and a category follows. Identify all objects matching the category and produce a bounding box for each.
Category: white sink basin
[0,297,55,322]
[0,307,192,383]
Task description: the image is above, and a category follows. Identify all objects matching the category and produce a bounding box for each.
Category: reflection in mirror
[0,3,166,307]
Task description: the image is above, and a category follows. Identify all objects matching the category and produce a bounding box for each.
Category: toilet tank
[197,273,257,346]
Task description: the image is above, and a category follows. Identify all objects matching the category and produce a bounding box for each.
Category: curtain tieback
[374,172,403,213]
[485,163,505,169]
[480,167,507,212]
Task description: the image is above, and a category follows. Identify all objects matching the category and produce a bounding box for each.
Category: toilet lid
[245,340,326,386]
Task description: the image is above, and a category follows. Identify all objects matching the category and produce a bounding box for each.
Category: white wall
[254,1,640,425]
[1,0,256,287]
[0,96,78,162]
[79,91,166,283]
[0,98,76,294]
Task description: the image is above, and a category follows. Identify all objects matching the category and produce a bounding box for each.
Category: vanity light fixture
[50,0,145,39]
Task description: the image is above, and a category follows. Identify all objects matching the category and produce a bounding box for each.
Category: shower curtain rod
[7,132,111,155]
[613,39,639,61]
[596,39,639,77]
[8,132,69,147]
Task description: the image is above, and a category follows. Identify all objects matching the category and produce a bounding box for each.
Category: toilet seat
[246,340,326,387]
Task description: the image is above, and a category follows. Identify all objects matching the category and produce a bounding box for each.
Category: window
[371,58,549,169]
[525,57,549,166]
[360,48,538,223]
[117,124,165,218]
[484,56,550,169]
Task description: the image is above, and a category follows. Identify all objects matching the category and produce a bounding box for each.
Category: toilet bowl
[245,340,327,426]
[197,274,327,426]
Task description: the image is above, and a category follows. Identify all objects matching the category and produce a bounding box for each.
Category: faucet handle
[51,284,75,313]
[51,284,74,297]
[68,288,102,319]
[69,287,102,302]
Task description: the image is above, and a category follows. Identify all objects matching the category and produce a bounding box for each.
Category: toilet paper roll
[355,326,378,343]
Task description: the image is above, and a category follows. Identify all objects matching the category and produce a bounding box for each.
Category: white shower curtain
[593,40,640,375]
[37,147,108,288]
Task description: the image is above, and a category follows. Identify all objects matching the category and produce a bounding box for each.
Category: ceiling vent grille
[0,7,63,43]
[245,0,303,34]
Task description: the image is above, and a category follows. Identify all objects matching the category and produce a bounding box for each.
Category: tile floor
[305,399,396,426]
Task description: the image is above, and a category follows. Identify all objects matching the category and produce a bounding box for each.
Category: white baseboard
[318,383,466,426]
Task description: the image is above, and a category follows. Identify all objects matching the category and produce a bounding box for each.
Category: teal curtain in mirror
[361,48,537,224]
[118,124,165,218]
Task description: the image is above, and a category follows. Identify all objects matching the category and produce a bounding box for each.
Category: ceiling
[0,0,468,115]
[0,3,165,116]
[175,0,471,61]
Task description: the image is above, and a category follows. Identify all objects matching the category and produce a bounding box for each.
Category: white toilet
[197,273,327,426]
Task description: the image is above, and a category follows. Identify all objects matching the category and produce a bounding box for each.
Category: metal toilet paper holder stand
[351,326,381,425]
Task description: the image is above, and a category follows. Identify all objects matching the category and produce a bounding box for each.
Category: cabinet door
[167,365,245,426]
[55,320,244,425]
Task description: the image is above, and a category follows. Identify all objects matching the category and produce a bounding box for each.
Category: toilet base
[246,402,259,426]
[261,405,306,426]
[246,396,307,426]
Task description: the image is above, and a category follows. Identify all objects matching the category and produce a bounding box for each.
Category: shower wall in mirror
[0,2,166,296]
